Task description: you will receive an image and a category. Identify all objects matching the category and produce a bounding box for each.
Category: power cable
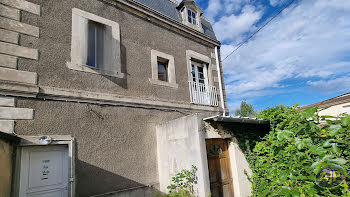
[222,0,297,62]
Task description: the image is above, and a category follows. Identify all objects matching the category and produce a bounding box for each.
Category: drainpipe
[215,46,226,116]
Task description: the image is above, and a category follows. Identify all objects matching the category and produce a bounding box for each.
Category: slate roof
[133,0,217,40]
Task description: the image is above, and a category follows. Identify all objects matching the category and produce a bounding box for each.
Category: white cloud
[205,0,222,21]
[307,76,350,94]
[213,5,263,42]
[220,0,350,111]
[222,0,252,13]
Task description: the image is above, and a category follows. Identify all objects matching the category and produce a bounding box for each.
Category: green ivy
[249,105,350,196]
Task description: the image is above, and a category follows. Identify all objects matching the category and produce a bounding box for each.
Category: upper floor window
[191,62,207,86]
[149,50,178,88]
[68,8,124,78]
[186,50,218,106]
[158,59,169,82]
[87,21,105,68]
[187,9,197,25]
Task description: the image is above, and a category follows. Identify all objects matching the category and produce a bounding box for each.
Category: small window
[150,50,178,88]
[87,21,105,68]
[158,60,168,82]
[187,9,197,25]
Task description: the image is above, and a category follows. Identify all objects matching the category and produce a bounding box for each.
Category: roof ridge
[201,16,211,23]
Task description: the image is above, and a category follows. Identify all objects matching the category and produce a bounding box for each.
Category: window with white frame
[149,50,178,88]
[157,57,169,82]
[187,9,197,25]
[68,8,124,78]
[186,50,218,106]
[191,61,208,88]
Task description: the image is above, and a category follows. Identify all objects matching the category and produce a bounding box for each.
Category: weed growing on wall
[250,105,350,196]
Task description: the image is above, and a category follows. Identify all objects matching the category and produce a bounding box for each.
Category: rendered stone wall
[156,114,211,197]
[15,98,187,196]
[228,140,253,197]
[18,0,220,104]
[318,102,350,117]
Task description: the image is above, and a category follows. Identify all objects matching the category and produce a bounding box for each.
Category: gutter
[215,47,225,116]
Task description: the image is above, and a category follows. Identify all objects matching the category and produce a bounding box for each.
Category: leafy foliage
[235,101,257,117]
[246,105,350,196]
[154,165,198,197]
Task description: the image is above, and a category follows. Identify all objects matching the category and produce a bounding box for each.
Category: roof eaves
[118,0,220,44]
[203,115,269,124]
[300,92,350,110]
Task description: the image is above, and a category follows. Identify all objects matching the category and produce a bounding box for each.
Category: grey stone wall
[15,98,189,196]
[19,0,217,103]
[11,0,222,196]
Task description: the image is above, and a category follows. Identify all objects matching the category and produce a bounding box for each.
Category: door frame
[205,138,234,197]
[13,135,75,197]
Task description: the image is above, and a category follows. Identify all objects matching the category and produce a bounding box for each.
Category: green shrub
[154,165,198,197]
[248,105,350,196]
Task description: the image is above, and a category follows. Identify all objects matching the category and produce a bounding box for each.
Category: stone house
[0,0,268,196]
[300,92,350,116]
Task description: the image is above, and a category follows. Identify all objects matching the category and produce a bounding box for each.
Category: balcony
[188,81,219,106]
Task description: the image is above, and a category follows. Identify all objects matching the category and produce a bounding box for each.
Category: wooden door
[206,139,234,197]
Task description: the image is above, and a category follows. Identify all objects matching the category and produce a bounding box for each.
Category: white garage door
[19,145,69,197]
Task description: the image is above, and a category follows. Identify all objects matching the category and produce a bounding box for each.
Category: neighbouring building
[300,92,350,116]
[0,0,269,196]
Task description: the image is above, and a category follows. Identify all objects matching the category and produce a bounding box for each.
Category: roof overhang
[203,115,269,124]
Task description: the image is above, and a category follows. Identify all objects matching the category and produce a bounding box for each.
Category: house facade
[0,0,261,197]
[300,92,350,116]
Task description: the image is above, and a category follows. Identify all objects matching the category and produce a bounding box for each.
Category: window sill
[67,62,125,79]
[149,78,178,88]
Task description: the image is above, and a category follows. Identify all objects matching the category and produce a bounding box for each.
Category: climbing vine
[250,105,350,196]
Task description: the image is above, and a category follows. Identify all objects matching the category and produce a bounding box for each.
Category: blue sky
[191,0,350,114]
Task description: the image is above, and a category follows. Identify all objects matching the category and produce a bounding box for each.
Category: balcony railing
[189,81,218,106]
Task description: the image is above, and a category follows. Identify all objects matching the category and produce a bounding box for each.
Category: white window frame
[186,50,213,85]
[186,50,218,106]
[149,49,178,88]
[67,8,125,78]
[191,61,209,87]
[187,9,197,25]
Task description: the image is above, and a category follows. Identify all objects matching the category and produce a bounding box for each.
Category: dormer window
[177,0,203,32]
[187,9,197,25]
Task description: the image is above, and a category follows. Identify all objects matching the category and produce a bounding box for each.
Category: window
[191,62,208,86]
[150,50,178,88]
[187,9,197,25]
[186,50,218,106]
[87,21,105,68]
[191,61,208,92]
[158,59,169,82]
[68,8,124,78]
